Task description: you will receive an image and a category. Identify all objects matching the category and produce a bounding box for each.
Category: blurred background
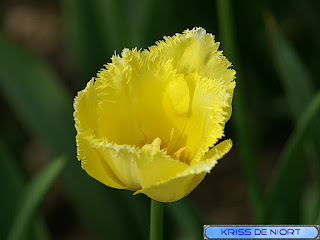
[1,0,320,239]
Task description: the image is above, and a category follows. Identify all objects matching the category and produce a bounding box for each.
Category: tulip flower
[73,27,235,203]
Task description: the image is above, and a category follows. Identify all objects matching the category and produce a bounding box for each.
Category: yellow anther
[173,146,187,159]
[142,137,162,155]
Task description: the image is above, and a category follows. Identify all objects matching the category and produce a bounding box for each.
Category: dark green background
[0,0,319,239]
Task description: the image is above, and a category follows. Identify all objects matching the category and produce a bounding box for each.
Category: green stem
[150,199,164,240]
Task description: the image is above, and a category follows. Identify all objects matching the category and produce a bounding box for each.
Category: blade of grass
[92,0,156,50]
[0,141,23,239]
[217,0,264,222]
[266,92,320,222]
[7,156,66,240]
[92,0,126,51]
[0,141,50,240]
[302,184,320,224]
[265,12,320,174]
[60,0,108,81]
[125,0,156,47]
[0,36,74,155]
[264,13,317,120]
[265,12,320,223]
[0,35,147,239]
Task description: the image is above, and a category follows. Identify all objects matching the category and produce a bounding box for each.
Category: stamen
[166,128,175,151]
[173,146,187,159]
[142,137,162,155]
[140,128,151,144]
[141,134,187,162]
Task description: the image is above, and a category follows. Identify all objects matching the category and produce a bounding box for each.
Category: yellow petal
[74,80,126,188]
[76,133,127,189]
[173,73,235,164]
[148,27,236,85]
[95,48,190,150]
[94,50,145,146]
[73,78,98,134]
[95,48,190,152]
[145,27,235,163]
[132,52,190,150]
[135,139,232,202]
[87,137,190,190]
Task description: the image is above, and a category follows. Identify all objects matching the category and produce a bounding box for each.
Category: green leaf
[265,92,320,223]
[7,156,66,240]
[0,141,50,240]
[302,184,320,224]
[265,14,316,119]
[60,0,109,81]
[0,37,74,155]
[265,13,320,223]
[0,141,23,239]
[90,0,127,51]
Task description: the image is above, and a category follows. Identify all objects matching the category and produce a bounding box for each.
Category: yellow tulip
[73,27,236,202]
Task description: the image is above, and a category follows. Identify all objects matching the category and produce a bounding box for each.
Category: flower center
[142,137,187,162]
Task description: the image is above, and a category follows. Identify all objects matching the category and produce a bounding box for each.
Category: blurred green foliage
[7,156,66,240]
[0,0,320,239]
